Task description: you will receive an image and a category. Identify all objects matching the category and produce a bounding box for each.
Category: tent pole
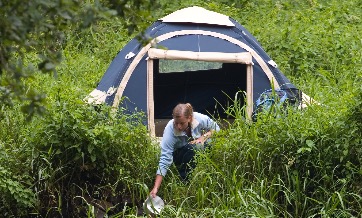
[246,63,253,120]
[147,58,156,137]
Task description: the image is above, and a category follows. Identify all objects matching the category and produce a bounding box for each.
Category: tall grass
[1,0,361,216]
[156,91,361,217]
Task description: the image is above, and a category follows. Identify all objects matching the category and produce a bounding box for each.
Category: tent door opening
[147,49,253,137]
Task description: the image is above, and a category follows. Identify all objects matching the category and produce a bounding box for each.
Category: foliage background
[1,0,361,217]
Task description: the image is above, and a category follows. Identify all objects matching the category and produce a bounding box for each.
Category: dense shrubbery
[0,110,35,216]
[154,97,361,217]
[186,102,361,216]
[0,103,159,216]
[0,0,361,217]
[29,103,158,216]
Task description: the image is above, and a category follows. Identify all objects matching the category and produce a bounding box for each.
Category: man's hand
[190,135,206,145]
[150,175,163,198]
[150,187,158,198]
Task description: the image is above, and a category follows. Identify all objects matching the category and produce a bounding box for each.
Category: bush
[185,99,362,217]
[29,102,158,216]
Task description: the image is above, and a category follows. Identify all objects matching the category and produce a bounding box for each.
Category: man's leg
[173,144,196,181]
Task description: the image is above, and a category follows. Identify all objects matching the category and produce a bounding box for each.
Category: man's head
[172,103,193,131]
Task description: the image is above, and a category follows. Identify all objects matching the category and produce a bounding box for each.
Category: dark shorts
[173,143,211,181]
[173,144,196,181]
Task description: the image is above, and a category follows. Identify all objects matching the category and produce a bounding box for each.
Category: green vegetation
[1,0,361,217]
[0,0,155,119]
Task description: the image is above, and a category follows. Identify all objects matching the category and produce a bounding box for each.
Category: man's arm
[150,174,163,198]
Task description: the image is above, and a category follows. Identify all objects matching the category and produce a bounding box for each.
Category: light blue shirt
[156,112,220,176]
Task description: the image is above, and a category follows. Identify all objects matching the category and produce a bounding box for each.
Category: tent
[86,6,308,137]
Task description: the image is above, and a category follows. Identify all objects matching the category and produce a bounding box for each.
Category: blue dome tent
[86,6,310,137]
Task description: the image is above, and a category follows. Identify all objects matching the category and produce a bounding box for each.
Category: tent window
[159,59,222,73]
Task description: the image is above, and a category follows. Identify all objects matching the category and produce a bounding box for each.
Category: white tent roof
[160,6,235,27]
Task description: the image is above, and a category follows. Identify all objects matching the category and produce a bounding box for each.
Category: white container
[143,195,165,215]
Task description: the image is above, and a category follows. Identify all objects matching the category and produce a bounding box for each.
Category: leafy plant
[1,0,362,216]
[28,102,158,216]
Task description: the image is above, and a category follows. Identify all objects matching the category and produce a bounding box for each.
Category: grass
[0,0,362,216]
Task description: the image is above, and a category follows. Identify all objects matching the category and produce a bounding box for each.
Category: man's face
[173,115,191,132]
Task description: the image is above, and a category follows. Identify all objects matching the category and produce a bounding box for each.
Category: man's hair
[172,103,194,118]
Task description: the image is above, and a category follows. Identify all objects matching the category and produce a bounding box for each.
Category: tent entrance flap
[147,49,253,137]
